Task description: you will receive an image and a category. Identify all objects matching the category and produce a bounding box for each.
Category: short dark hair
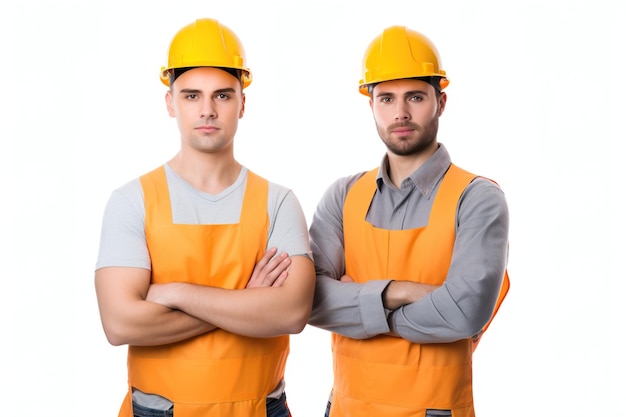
[169,67,243,87]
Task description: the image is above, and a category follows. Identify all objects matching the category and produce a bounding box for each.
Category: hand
[383,281,440,310]
[145,282,177,308]
[246,247,292,288]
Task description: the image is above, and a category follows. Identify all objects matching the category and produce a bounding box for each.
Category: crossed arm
[308,177,509,343]
[95,248,315,346]
[324,275,440,339]
[335,275,438,316]
[380,279,439,311]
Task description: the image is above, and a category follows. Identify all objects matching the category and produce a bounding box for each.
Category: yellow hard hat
[358,26,448,96]
[160,18,252,88]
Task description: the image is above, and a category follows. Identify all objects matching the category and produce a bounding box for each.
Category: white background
[1,0,624,416]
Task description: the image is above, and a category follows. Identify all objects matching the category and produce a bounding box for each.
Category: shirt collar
[375,143,452,198]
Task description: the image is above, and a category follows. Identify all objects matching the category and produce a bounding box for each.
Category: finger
[262,252,289,276]
[257,247,278,270]
[272,270,289,287]
[247,251,290,288]
[340,275,354,282]
[249,248,278,282]
[265,256,291,283]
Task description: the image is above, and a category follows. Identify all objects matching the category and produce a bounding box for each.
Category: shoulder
[450,163,507,199]
[114,177,143,195]
[107,178,144,211]
[266,180,292,199]
[459,175,509,220]
[248,168,296,205]
[465,175,507,199]
[322,171,370,203]
[244,169,304,217]
[310,171,371,221]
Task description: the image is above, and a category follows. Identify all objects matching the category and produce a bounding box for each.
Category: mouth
[392,128,414,136]
[196,125,218,133]
[389,123,418,136]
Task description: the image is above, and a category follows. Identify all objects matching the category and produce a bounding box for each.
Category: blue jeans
[131,402,172,417]
[266,392,292,417]
[132,392,291,417]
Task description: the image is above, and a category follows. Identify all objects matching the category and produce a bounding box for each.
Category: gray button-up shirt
[308,143,509,343]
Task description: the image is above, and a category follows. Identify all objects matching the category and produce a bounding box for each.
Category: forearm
[386,262,506,343]
[104,300,215,346]
[388,286,482,343]
[159,256,315,338]
[309,277,391,338]
[382,280,440,310]
[95,267,216,347]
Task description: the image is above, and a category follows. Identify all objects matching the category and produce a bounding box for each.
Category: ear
[239,93,246,119]
[438,91,447,116]
[165,91,175,118]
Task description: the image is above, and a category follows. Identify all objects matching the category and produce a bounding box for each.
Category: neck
[168,150,242,194]
[386,143,438,188]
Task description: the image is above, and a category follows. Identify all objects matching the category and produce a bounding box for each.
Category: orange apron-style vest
[117,167,289,417]
[331,165,509,417]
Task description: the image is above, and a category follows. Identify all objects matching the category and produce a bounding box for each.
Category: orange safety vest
[117,166,289,417]
[331,165,509,417]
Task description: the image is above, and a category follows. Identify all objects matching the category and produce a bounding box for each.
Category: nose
[200,98,216,119]
[394,102,410,121]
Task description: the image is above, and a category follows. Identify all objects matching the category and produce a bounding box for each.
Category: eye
[185,94,198,100]
[409,95,424,102]
[216,93,230,100]
[380,97,392,104]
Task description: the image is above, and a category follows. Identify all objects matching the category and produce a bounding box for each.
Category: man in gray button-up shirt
[308,25,510,417]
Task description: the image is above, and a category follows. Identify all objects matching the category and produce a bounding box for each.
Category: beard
[376,116,439,156]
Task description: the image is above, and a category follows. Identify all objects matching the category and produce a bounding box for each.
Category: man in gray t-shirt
[95,17,315,417]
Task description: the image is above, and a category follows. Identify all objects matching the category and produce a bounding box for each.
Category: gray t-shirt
[96,163,312,409]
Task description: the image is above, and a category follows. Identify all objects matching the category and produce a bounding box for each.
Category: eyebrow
[375,89,429,99]
[178,87,237,95]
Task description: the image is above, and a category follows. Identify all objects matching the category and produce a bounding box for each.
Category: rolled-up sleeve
[310,277,392,338]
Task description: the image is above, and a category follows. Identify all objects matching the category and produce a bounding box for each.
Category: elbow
[459,319,486,340]
[285,308,311,334]
[454,310,493,340]
[286,320,307,335]
[284,302,313,334]
[106,335,126,347]
[437,281,501,340]
[100,321,130,346]
[103,330,125,347]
